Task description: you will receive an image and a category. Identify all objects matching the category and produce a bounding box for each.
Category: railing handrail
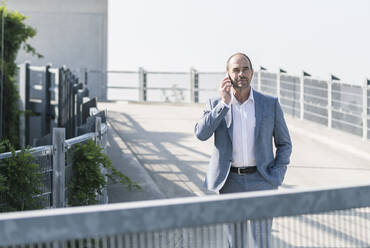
[0,183,369,246]
[0,123,107,160]
[0,145,53,160]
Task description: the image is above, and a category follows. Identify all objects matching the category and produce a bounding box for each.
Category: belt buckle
[237,168,242,175]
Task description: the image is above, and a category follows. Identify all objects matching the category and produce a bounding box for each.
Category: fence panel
[107,71,139,101]
[331,83,363,136]
[279,74,301,118]
[146,72,190,103]
[197,72,223,103]
[260,71,277,97]
[0,145,53,209]
[303,78,328,126]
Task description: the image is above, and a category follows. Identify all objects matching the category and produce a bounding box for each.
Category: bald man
[195,52,292,247]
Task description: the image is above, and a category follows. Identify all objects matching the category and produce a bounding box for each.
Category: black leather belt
[230,166,257,175]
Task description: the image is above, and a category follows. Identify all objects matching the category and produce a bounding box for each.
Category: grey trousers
[219,170,277,248]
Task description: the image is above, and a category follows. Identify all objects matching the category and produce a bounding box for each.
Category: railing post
[328,79,332,129]
[18,63,28,148]
[190,68,199,103]
[76,88,83,127]
[72,79,79,137]
[257,69,262,91]
[42,64,52,136]
[95,116,108,204]
[57,67,63,128]
[300,72,305,121]
[139,67,147,102]
[52,128,66,208]
[24,62,31,145]
[363,79,369,140]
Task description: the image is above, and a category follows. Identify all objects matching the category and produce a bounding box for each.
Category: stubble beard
[233,78,251,91]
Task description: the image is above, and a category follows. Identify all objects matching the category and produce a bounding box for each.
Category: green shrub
[68,139,140,206]
[0,6,42,147]
[0,140,43,212]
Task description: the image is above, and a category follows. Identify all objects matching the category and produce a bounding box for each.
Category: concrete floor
[99,101,370,200]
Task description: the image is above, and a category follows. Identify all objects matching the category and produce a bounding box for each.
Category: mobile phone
[227,73,235,87]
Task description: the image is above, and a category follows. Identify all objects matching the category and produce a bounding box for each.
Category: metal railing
[16,63,89,147]
[0,117,108,209]
[0,184,369,247]
[90,68,370,140]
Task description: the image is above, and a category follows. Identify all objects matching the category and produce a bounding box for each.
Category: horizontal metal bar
[0,146,53,160]
[280,95,300,102]
[303,101,328,109]
[333,82,363,88]
[147,71,189,75]
[196,88,217,92]
[280,79,300,86]
[304,110,328,120]
[304,92,328,101]
[108,86,138,90]
[332,117,362,129]
[331,89,362,98]
[332,107,362,117]
[1,184,370,246]
[280,104,299,111]
[106,70,138,74]
[64,133,96,147]
[260,84,277,91]
[260,77,277,83]
[198,72,225,75]
[304,83,328,91]
[29,66,46,72]
[331,98,363,108]
[49,68,59,74]
[33,191,52,198]
[146,87,189,91]
[279,88,300,97]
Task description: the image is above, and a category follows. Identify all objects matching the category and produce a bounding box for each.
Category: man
[194,52,292,247]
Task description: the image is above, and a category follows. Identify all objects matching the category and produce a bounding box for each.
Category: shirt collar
[231,88,254,106]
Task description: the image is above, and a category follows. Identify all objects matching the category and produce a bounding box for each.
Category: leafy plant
[0,140,43,212]
[0,5,43,147]
[68,139,140,206]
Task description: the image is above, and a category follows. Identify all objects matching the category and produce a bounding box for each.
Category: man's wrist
[221,100,231,108]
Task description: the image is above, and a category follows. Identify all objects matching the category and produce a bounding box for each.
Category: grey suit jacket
[194,90,292,191]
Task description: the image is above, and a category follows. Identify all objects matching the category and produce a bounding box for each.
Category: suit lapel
[224,103,233,142]
[254,90,264,140]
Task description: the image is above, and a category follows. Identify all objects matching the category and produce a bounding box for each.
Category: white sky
[108,0,370,85]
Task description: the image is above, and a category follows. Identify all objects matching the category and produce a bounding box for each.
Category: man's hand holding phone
[219,74,233,105]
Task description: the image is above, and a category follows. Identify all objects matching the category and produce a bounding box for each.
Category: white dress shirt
[222,88,256,168]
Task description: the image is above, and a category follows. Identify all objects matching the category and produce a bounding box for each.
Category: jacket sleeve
[271,99,292,181]
[194,99,230,141]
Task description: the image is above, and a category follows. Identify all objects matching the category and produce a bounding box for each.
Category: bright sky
[108,0,370,85]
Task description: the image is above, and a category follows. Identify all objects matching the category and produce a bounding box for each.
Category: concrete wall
[7,0,108,100]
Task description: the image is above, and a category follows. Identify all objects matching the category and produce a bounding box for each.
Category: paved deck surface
[98,101,370,202]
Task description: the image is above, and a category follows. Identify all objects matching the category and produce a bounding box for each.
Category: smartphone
[227,73,235,87]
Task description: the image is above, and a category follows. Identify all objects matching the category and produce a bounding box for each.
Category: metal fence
[0,117,108,209]
[95,68,370,140]
[17,63,89,147]
[0,184,369,247]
